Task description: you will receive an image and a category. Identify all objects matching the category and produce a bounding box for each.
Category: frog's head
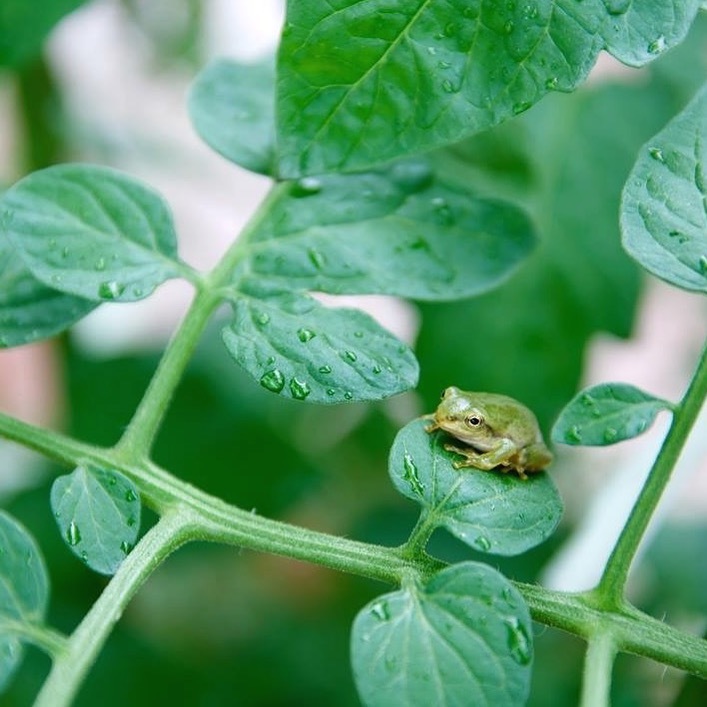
[431,387,496,450]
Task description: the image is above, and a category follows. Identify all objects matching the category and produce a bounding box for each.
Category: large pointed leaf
[276,0,699,176]
[242,161,536,300]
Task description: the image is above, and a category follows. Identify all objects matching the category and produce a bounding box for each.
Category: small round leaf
[0,164,184,302]
[351,562,532,707]
[50,466,141,576]
[389,419,562,555]
[551,383,674,446]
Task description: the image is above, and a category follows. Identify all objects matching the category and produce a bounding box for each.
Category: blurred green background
[1,1,706,705]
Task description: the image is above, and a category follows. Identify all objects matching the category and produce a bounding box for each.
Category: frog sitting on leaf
[425,387,553,480]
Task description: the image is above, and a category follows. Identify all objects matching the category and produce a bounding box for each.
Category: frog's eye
[465,415,483,427]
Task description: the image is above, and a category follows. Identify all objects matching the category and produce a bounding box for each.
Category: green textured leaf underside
[351,562,532,707]
[621,82,707,293]
[222,288,418,403]
[276,0,699,176]
[243,161,536,300]
[0,164,184,302]
[551,383,673,446]
[50,466,141,576]
[0,236,97,347]
[0,511,49,693]
[189,58,276,176]
[389,419,562,555]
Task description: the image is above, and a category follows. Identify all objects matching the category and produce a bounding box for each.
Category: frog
[425,387,553,480]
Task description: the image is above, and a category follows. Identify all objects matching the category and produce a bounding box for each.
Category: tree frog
[425,387,553,480]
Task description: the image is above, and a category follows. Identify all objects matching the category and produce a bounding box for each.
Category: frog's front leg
[443,438,517,471]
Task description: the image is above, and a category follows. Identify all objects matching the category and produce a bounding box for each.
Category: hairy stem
[580,633,617,707]
[33,510,192,707]
[597,341,707,605]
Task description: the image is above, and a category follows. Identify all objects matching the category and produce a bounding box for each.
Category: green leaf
[389,419,562,555]
[0,164,186,302]
[189,58,276,176]
[222,287,418,403]
[0,0,87,68]
[0,236,97,347]
[50,466,141,576]
[242,161,536,300]
[551,383,673,446]
[276,0,700,176]
[0,511,49,693]
[351,562,532,707]
[621,82,707,293]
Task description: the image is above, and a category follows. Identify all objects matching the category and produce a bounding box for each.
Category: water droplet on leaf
[505,616,532,665]
[120,540,131,554]
[307,248,326,269]
[371,601,390,621]
[256,312,270,325]
[647,35,666,54]
[567,425,582,442]
[260,369,285,393]
[66,521,81,546]
[474,535,492,552]
[603,427,618,443]
[318,364,332,374]
[98,281,125,300]
[343,350,358,362]
[95,257,106,271]
[289,377,311,400]
[648,146,665,163]
[402,453,424,495]
[513,101,532,115]
[297,328,316,342]
[125,488,138,502]
[291,177,322,197]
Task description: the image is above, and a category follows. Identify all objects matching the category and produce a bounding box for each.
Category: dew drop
[66,521,81,546]
[474,535,492,552]
[98,280,125,300]
[61,246,70,258]
[602,0,630,14]
[307,247,326,269]
[372,364,382,374]
[513,101,532,115]
[291,177,322,197]
[431,196,454,225]
[522,3,539,19]
[371,601,390,621]
[603,427,618,443]
[127,515,137,527]
[120,540,132,554]
[402,453,424,495]
[318,364,332,374]
[289,377,311,400]
[567,425,583,442]
[699,255,707,274]
[545,76,558,90]
[648,146,665,163]
[504,20,515,33]
[343,350,358,362]
[95,257,106,271]
[648,35,666,55]
[326,388,336,396]
[256,311,270,326]
[426,46,437,55]
[344,390,353,400]
[441,79,458,93]
[390,161,433,192]
[505,616,532,665]
[297,328,316,342]
[125,488,138,502]
[260,369,285,393]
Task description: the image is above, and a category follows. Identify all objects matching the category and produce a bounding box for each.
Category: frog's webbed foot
[423,414,439,434]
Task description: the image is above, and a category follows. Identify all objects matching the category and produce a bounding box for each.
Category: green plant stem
[115,183,287,460]
[597,341,707,605]
[33,509,192,707]
[518,583,707,678]
[580,633,617,707]
[113,283,219,458]
[1,619,67,657]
